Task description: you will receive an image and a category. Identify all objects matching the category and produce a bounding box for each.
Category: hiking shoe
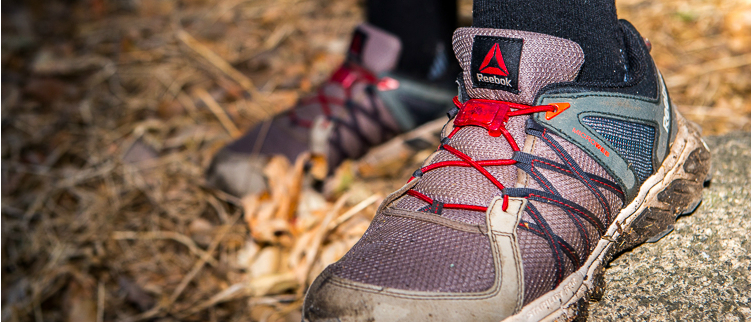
[206,24,457,196]
[302,22,711,321]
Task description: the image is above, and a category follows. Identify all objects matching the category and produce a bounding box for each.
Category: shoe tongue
[389,28,585,224]
[347,24,402,74]
[453,27,585,105]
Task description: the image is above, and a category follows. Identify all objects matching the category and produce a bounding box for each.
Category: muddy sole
[505,111,712,322]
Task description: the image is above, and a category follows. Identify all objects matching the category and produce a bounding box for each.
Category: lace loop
[407,97,559,214]
[285,63,399,161]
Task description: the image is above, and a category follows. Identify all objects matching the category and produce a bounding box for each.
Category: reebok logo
[479,43,509,76]
[476,73,512,86]
[470,35,522,94]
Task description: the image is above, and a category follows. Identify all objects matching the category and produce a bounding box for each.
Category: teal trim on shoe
[533,71,676,201]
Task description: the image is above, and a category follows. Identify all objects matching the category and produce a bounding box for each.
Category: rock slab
[590,132,751,321]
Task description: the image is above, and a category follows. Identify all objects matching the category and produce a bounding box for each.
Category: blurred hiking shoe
[206,24,458,197]
[302,22,711,321]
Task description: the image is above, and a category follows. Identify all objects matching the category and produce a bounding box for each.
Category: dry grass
[1,0,749,321]
[618,0,751,134]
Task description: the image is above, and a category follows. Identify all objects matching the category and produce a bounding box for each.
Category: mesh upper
[329,213,495,293]
[518,228,556,304]
[519,131,623,303]
[581,116,656,181]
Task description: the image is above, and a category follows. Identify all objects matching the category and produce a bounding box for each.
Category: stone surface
[590,132,751,321]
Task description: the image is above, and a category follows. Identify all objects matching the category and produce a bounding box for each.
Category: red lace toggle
[329,66,359,89]
[407,97,559,212]
[330,64,378,89]
[453,99,511,137]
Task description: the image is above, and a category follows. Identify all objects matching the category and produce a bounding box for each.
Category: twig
[298,193,350,288]
[169,219,238,304]
[702,53,751,73]
[263,24,293,50]
[194,87,241,138]
[34,300,43,322]
[208,187,244,207]
[176,30,270,117]
[207,194,230,224]
[121,150,190,170]
[327,194,381,231]
[24,188,51,220]
[178,282,247,317]
[132,210,241,321]
[97,281,105,322]
[55,162,116,189]
[112,231,218,266]
[251,118,272,157]
[176,91,201,121]
[667,53,751,88]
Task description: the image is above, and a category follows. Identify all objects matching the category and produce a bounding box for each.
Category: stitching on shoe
[382,208,486,234]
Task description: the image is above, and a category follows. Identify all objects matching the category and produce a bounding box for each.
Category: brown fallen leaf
[236,239,261,270]
[275,152,309,222]
[294,188,329,233]
[249,246,281,279]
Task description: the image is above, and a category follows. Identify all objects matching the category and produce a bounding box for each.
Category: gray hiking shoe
[302,22,710,321]
[207,24,457,196]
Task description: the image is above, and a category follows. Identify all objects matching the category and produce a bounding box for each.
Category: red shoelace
[286,63,397,128]
[283,63,401,161]
[407,97,566,212]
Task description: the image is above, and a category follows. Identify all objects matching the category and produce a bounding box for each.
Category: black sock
[367,0,458,81]
[472,0,628,83]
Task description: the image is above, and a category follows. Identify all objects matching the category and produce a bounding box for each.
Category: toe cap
[302,267,511,322]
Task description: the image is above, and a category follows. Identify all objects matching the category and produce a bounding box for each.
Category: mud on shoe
[206,24,457,197]
[302,22,710,322]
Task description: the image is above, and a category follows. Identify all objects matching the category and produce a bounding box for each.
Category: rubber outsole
[504,112,711,322]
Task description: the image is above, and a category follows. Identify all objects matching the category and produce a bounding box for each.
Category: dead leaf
[249,246,281,279]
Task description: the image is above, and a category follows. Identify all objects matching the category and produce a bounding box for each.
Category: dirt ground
[2,0,750,321]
